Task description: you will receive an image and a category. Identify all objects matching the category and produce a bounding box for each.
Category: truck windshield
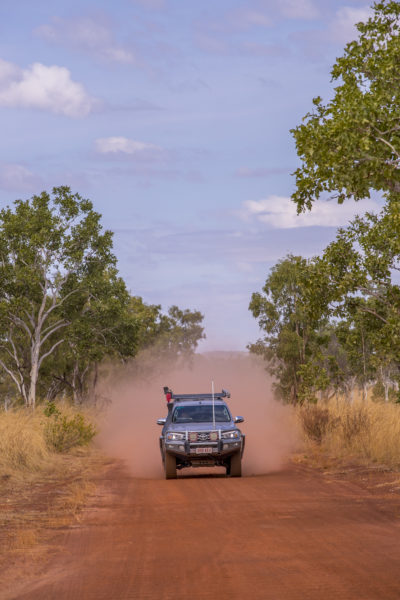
[172,405,231,423]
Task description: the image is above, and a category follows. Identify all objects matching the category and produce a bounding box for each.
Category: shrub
[300,404,331,443]
[44,402,97,453]
[340,405,370,446]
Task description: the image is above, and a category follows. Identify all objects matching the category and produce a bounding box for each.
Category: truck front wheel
[165,452,177,479]
[229,451,242,477]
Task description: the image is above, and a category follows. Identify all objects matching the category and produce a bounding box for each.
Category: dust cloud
[97,353,299,478]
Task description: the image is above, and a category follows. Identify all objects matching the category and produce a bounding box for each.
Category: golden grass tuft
[0,410,50,476]
[299,399,400,468]
[58,480,96,514]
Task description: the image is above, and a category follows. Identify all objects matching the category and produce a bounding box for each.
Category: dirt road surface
[7,463,400,600]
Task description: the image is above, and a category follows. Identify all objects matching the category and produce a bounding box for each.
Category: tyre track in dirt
[7,463,400,600]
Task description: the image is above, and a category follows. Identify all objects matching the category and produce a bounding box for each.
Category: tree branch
[40,320,69,346]
[23,308,36,329]
[38,338,65,369]
[0,358,25,397]
[7,314,33,339]
[358,306,389,324]
[41,287,82,323]
[376,136,400,158]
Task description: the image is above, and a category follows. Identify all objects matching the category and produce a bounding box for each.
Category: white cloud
[242,195,381,228]
[95,136,162,156]
[0,58,19,84]
[0,163,43,192]
[36,16,135,64]
[330,6,373,43]
[0,58,96,117]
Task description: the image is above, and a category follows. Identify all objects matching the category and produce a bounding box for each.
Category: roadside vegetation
[0,187,205,583]
[299,399,400,468]
[249,1,400,468]
[0,186,204,410]
[0,402,103,590]
[0,401,97,481]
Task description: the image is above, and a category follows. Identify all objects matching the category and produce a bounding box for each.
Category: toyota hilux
[157,388,245,479]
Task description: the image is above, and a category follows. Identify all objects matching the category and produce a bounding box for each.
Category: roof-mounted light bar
[162,386,230,402]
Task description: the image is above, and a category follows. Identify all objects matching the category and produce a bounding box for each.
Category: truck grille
[188,431,218,442]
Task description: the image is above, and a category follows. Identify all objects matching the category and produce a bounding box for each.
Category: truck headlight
[166,432,185,441]
[221,430,240,440]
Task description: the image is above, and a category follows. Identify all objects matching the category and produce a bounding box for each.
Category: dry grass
[299,399,400,468]
[0,404,99,478]
[0,410,52,477]
[0,403,104,595]
[54,480,96,516]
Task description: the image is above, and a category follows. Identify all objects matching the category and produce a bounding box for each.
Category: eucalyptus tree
[129,296,205,358]
[248,255,333,403]
[324,199,400,342]
[0,187,116,407]
[322,198,400,397]
[291,1,400,211]
[46,271,138,404]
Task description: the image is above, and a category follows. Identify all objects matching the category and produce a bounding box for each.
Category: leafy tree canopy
[249,255,333,403]
[291,1,400,211]
[0,186,115,406]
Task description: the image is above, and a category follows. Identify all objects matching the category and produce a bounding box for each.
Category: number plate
[195,447,213,454]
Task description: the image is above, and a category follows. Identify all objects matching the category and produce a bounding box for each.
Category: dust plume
[97,352,299,478]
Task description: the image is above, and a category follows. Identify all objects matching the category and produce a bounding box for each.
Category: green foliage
[291,1,400,211]
[297,361,330,405]
[43,402,97,452]
[0,186,117,406]
[248,255,333,403]
[371,382,398,402]
[0,187,205,406]
[249,201,400,402]
[129,296,205,359]
[43,401,60,418]
[251,4,400,404]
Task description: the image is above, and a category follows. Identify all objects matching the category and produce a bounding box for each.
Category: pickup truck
[157,387,245,479]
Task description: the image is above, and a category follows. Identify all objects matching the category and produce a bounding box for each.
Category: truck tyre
[229,451,242,477]
[165,452,177,479]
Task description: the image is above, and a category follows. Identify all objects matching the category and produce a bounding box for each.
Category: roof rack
[163,386,230,401]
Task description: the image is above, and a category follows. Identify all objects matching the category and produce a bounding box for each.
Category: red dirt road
[7,463,400,600]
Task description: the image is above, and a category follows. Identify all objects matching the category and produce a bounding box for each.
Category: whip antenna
[212,380,216,430]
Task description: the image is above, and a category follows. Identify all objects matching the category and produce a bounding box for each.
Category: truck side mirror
[157,418,166,426]
[234,416,244,424]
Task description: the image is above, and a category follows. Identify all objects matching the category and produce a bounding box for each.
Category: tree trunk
[27,341,40,408]
[361,327,367,402]
[384,382,389,402]
[363,382,368,402]
[19,380,28,406]
[72,362,80,405]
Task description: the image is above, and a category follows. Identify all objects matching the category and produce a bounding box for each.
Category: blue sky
[0,0,381,350]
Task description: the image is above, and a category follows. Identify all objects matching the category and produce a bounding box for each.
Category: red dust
[97,353,299,478]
